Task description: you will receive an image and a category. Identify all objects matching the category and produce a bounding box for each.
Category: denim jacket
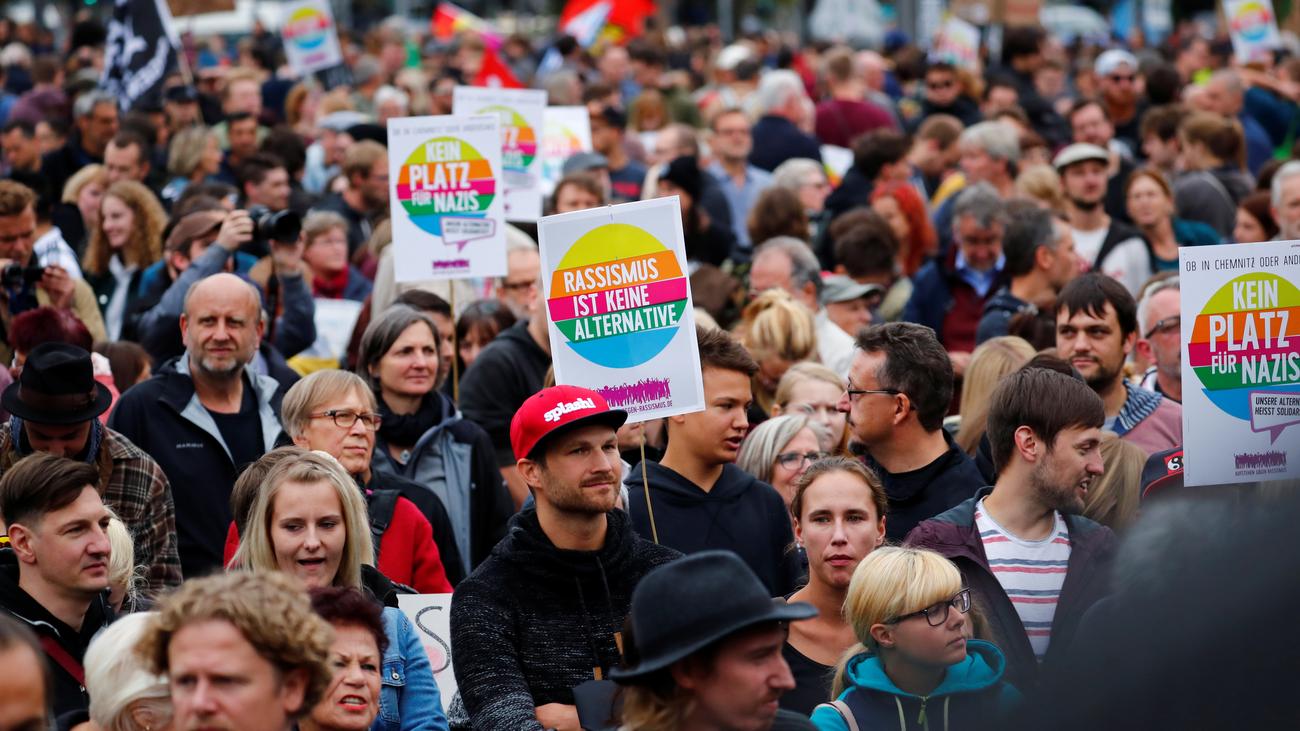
[376,607,449,731]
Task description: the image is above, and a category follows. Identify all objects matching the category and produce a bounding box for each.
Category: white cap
[1095,49,1139,77]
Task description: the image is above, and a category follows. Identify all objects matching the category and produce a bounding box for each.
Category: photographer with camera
[134,205,315,373]
[0,181,104,364]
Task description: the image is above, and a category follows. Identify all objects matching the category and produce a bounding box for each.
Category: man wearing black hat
[0,343,181,596]
[590,105,646,204]
[613,551,818,731]
[450,385,679,731]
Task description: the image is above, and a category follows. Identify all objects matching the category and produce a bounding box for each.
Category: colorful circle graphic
[396,136,495,237]
[479,105,537,171]
[1231,1,1273,42]
[1187,272,1300,420]
[547,223,689,369]
[283,7,330,50]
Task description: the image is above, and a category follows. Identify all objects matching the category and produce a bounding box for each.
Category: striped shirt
[974,498,1071,660]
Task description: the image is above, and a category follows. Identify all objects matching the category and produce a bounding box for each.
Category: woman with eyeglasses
[811,546,1019,730]
[358,305,514,581]
[780,458,887,717]
[736,414,826,521]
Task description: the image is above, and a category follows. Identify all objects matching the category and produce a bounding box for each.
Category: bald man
[110,272,289,578]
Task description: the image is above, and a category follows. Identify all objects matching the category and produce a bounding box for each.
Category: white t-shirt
[1069,225,1153,296]
[975,497,1072,661]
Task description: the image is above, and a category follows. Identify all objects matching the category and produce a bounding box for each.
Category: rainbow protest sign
[1225,0,1280,64]
[1180,241,1300,485]
[387,115,506,282]
[453,87,547,221]
[538,198,705,422]
[281,0,342,77]
[541,106,593,195]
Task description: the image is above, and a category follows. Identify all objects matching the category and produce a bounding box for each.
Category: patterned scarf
[1113,381,1163,437]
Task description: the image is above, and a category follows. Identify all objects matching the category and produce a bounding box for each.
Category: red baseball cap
[510,385,628,460]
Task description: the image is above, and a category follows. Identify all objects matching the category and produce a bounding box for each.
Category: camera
[247,205,302,247]
[1,263,46,289]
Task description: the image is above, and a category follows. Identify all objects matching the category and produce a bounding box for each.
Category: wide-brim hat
[2,342,112,425]
[610,551,817,682]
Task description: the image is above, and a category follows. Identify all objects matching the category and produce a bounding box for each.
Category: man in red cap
[450,385,679,731]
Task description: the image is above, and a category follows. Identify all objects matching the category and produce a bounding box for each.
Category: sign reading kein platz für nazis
[537,197,705,423]
[387,114,506,282]
[1180,240,1300,486]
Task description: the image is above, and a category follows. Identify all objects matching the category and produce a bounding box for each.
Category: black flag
[101,0,182,111]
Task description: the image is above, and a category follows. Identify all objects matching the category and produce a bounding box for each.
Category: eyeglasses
[887,588,972,626]
[1144,315,1180,339]
[310,410,383,430]
[1107,74,1137,83]
[500,279,537,292]
[845,387,902,401]
[776,450,826,469]
[927,79,955,90]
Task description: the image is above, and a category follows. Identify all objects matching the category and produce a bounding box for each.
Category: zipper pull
[917,695,929,728]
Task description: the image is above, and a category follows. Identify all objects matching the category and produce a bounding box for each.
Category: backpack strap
[367,489,401,565]
[813,700,861,731]
[39,635,85,686]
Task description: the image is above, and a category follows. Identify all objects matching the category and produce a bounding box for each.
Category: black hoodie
[624,461,802,596]
[450,508,678,730]
[864,430,985,541]
[0,549,115,718]
[458,320,552,467]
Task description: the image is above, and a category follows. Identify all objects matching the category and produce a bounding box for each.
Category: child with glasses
[812,547,1019,731]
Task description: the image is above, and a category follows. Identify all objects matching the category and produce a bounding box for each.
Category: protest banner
[1180,241,1300,486]
[396,594,456,712]
[537,197,705,422]
[931,15,982,68]
[820,144,853,188]
[281,0,343,77]
[387,114,506,282]
[102,0,182,111]
[1225,0,1281,64]
[453,87,548,221]
[541,106,594,195]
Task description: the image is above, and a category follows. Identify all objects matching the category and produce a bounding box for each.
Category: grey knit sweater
[449,508,679,730]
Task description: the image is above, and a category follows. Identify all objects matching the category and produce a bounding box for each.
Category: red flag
[473,46,523,89]
[432,2,502,48]
[560,0,656,39]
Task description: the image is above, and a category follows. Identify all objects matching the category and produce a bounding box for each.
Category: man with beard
[1136,278,1183,402]
[111,274,288,578]
[1055,144,1153,296]
[907,366,1116,691]
[310,140,389,257]
[1054,274,1182,455]
[836,323,984,541]
[451,385,679,731]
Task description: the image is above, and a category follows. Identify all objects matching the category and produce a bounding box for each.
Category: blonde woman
[105,514,144,612]
[954,336,1036,457]
[772,362,849,454]
[1014,163,1067,214]
[812,547,1019,730]
[61,163,107,258]
[161,125,222,206]
[1084,432,1146,531]
[83,180,166,340]
[84,613,173,731]
[736,289,819,416]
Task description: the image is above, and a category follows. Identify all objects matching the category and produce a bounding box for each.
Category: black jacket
[109,357,288,579]
[458,320,551,466]
[449,509,679,730]
[907,95,984,131]
[750,115,822,172]
[976,288,1032,346]
[624,461,802,596]
[864,430,986,541]
[0,549,115,718]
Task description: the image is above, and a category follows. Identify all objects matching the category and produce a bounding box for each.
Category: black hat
[2,343,112,425]
[658,155,703,202]
[164,84,199,104]
[610,551,817,682]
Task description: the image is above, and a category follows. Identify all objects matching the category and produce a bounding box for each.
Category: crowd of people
[0,8,1297,731]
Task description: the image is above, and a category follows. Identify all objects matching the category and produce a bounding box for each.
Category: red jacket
[223,495,453,593]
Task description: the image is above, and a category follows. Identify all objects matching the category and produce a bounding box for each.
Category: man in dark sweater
[625,327,801,596]
[837,323,984,540]
[450,386,679,731]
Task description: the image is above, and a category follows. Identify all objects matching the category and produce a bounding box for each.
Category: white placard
[280,0,343,77]
[303,298,363,359]
[396,594,456,712]
[820,144,853,188]
[540,106,594,196]
[1179,240,1300,486]
[453,86,548,221]
[387,114,506,282]
[1225,0,1280,64]
[537,197,705,423]
[932,15,981,69]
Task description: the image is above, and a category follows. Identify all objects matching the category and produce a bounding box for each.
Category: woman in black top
[780,457,889,716]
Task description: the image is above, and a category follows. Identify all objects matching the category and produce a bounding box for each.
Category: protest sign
[1180,241,1300,486]
[387,114,506,282]
[1224,0,1280,64]
[820,144,853,188]
[396,594,456,712]
[281,0,343,77]
[541,106,594,195]
[453,87,548,221]
[931,15,981,68]
[537,198,705,422]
